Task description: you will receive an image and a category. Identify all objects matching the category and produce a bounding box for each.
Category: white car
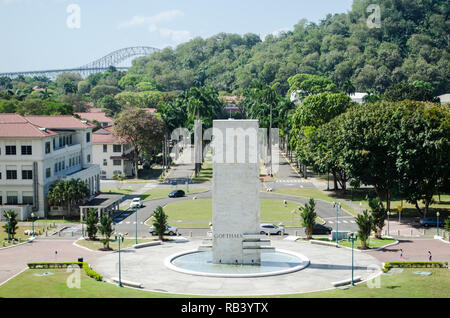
[129,198,143,208]
[260,223,285,235]
[150,224,178,236]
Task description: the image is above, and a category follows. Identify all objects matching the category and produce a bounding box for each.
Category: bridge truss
[0,46,160,80]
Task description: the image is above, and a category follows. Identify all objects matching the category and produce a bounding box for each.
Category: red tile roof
[92,125,128,144]
[0,113,93,138]
[25,115,96,129]
[75,112,115,124]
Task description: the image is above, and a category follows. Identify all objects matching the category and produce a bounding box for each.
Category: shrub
[27,262,103,281]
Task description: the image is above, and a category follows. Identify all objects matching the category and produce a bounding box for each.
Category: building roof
[438,94,450,104]
[25,115,95,129]
[92,125,128,144]
[75,112,115,124]
[0,113,93,138]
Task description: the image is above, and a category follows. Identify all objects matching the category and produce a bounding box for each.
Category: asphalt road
[113,190,358,237]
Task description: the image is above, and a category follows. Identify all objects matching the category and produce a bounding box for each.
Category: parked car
[260,223,285,235]
[150,224,179,236]
[168,189,185,198]
[129,198,143,208]
[312,224,333,235]
[419,218,444,228]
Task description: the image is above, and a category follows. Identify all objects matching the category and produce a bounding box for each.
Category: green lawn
[0,225,36,247]
[338,237,397,250]
[75,237,155,251]
[150,198,321,228]
[1,267,448,298]
[336,188,450,219]
[270,188,358,215]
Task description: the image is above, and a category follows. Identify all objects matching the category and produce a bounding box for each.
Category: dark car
[312,224,332,235]
[419,218,444,228]
[168,189,185,198]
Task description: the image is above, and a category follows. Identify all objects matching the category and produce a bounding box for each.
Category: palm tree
[98,214,114,249]
[85,208,98,240]
[300,198,317,239]
[355,210,374,249]
[152,206,168,241]
[369,197,386,239]
[2,210,18,241]
[47,179,90,216]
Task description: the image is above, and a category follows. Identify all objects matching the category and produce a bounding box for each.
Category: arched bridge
[0,46,160,79]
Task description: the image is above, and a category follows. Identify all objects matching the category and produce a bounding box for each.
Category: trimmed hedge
[383,261,448,272]
[27,262,103,281]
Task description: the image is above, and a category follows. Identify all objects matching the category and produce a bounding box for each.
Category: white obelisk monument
[212,119,270,265]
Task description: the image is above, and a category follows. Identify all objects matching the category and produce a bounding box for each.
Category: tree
[2,210,18,241]
[98,214,114,249]
[90,85,121,101]
[47,179,90,215]
[288,74,339,101]
[355,210,374,249]
[395,101,450,217]
[368,198,386,239]
[383,81,439,102]
[113,108,166,179]
[300,198,317,239]
[85,208,98,240]
[152,206,168,241]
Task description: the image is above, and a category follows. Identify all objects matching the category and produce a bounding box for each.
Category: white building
[0,114,100,220]
[92,126,134,180]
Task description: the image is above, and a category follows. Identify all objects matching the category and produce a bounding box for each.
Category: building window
[5,145,16,155]
[113,144,122,153]
[113,160,122,166]
[45,142,51,154]
[46,168,51,178]
[22,170,33,180]
[21,145,32,155]
[69,135,72,145]
[6,170,17,179]
[103,159,107,166]
[58,162,62,171]
[103,144,107,152]
[62,161,65,170]
[22,196,33,205]
[53,139,56,150]
[7,194,18,205]
[87,154,91,163]
[86,132,91,143]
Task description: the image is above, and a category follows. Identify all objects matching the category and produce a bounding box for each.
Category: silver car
[150,224,178,236]
[260,223,285,235]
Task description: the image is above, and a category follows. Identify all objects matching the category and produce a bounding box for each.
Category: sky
[0,0,353,72]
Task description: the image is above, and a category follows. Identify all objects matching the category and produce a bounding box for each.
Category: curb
[339,240,399,253]
[435,236,450,244]
[0,237,35,250]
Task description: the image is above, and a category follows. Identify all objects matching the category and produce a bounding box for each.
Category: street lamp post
[118,233,123,287]
[31,212,35,238]
[437,212,440,237]
[334,202,341,245]
[350,232,355,286]
[387,211,390,237]
[135,207,138,245]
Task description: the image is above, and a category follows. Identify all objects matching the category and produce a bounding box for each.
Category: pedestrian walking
[400,249,403,258]
[428,250,432,262]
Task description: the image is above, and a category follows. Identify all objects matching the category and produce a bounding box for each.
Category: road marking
[350,220,355,223]
[343,220,348,223]
[328,221,334,224]
[126,222,130,224]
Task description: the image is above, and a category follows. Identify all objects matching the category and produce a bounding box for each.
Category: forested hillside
[128,0,449,96]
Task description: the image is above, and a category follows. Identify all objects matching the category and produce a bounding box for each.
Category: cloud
[117,9,184,30]
[264,27,291,40]
[118,10,191,44]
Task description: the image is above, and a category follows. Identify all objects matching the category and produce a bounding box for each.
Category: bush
[27,262,103,281]
[383,261,448,272]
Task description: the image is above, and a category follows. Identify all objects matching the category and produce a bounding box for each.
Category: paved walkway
[366,238,450,263]
[0,239,104,286]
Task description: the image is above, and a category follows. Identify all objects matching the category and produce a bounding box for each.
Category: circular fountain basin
[165,249,310,278]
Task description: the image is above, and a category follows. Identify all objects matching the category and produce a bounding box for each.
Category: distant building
[222,96,242,116]
[438,94,450,105]
[75,111,115,127]
[349,92,368,105]
[92,126,134,180]
[0,114,100,220]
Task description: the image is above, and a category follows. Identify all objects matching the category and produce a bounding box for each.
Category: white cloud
[264,27,291,40]
[118,10,191,44]
[159,28,192,43]
[117,9,184,30]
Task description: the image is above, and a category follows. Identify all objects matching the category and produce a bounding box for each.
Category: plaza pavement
[92,237,382,296]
